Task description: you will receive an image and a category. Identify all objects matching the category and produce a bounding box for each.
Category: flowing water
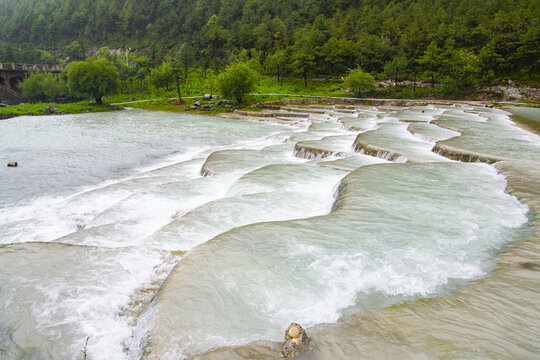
[0,105,538,360]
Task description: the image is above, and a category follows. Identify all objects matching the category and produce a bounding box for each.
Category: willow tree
[65,58,120,104]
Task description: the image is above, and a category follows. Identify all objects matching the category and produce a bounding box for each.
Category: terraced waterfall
[1,104,539,359]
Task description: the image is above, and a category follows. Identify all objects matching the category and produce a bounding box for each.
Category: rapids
[0,104,538,359]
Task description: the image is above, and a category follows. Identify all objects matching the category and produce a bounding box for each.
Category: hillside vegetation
[0,0,537,81]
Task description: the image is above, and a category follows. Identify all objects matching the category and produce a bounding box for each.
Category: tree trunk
[176,77,182,102]
[431,73,434,89]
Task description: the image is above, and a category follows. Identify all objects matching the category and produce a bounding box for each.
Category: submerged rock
[7,161,17,167]
[280,323,309,358]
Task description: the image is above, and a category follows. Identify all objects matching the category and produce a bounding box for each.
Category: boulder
[203,94,212,101]
[280,323,309,358]
[7,161,18,167]
[194,100,202,107]
[189,106,198,110]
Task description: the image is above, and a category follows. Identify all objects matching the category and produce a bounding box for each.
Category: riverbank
[505,106,540,135]
[2,75,538,120]
[106,75,540,106]
[0,102,121,120]
[117,94,539,119]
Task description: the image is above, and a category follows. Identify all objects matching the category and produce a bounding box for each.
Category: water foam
[0,105,534,360]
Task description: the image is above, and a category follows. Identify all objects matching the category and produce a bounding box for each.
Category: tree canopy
[216,63,257,104]
[0,0,537,94]
[344,67,375,98]
[65,58,120,103]
[20,72,65,102]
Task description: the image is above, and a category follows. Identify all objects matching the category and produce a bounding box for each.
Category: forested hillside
[0,0,538,81]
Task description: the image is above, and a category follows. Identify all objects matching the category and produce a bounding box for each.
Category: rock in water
[7,161,18,167]
[280,323,309,358]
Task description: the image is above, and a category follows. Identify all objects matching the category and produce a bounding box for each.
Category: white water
[0,106,534,359]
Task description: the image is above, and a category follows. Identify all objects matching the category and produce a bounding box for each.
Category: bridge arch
[9,75,24,90]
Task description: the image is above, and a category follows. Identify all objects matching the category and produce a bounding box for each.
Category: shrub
[20,72,65,102]
[216,63,257,104]
[344,67,375,98]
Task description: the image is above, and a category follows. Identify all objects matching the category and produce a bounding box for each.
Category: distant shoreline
[1,97,538,121]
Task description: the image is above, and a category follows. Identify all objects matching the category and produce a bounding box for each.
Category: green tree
[478,43,502,84]
[65,58,120,103]
[399,23,429,92]
[175,44,195,84]
[133,56,151,95]
[148,62,174,93]
[216,62,257,104]
[344,67,375,98]
[0,42,16,62]
[20,72,65,102]
[515,22,540,78]
[357,34,392,74]
[441,48,480,93]
[291,29,317,87]
[172,45,195,102]
[63,41,85,61]
[31,14,47,44]
[201,14,230,70]
[417,41,443,88]
[384,53,408,85]
[265,48,288,84]
[320,37,358,76]
[93,47,131,82]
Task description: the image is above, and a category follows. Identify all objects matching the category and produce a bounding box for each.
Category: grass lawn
[0,102,120,119]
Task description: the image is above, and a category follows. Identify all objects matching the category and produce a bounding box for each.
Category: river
[0,104,539,359]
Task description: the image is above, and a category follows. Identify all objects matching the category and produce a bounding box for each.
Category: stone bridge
[0,63,64,105]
